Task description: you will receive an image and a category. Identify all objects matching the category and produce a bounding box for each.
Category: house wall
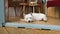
[48,7,60,18]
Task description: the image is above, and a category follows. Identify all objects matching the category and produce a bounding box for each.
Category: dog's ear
[29,12,32,16]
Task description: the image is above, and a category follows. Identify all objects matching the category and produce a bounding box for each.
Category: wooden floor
[6,17,60,25]
[0,27,60,34]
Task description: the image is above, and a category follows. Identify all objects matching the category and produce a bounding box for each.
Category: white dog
[24,13,47,22]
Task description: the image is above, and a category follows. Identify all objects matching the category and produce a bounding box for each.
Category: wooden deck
[6,17,60,25]
[0,27,60,34]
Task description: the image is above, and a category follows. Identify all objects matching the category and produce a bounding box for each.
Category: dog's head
[24,14,33,22]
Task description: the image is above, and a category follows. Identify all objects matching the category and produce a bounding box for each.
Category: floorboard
[0,27,60,34]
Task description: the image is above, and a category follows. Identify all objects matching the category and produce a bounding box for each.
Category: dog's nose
[28,21,30,22]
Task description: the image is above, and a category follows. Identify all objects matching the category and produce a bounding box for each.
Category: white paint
[5,23,60,30]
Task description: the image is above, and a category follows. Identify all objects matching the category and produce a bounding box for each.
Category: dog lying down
[24,13,47,22]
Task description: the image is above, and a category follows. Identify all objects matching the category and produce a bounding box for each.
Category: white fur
[24,14,34,22]
[24,13,47,22]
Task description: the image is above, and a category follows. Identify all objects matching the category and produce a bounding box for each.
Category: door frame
[1,0,60,30]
